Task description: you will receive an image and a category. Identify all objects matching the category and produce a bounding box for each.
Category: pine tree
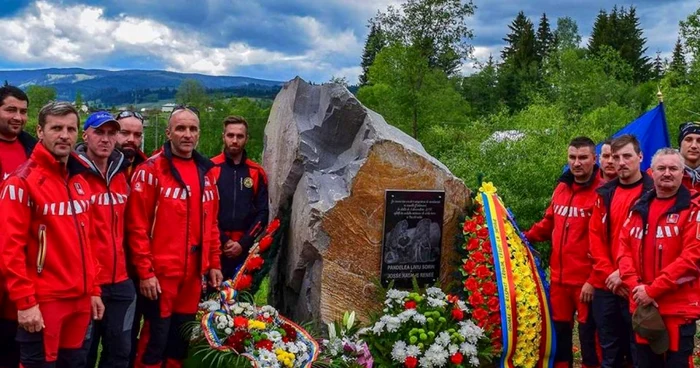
[652,51,664,80]
[359,21,386,86]
[502,11,537,67]
[588,10,610,54]
[535,13,555,61]
[669,37,687,76]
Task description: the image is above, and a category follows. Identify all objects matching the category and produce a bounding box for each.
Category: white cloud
[0,1,364,80]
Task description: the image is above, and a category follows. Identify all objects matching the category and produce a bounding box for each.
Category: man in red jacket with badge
[525,136,602,368]
[590,134,653,368]
[210,116,269,279]
[0,85,36,368]
[0,101,104,367]
[76,111,135,368]
[618,148,700,367]
[127,106,223,368]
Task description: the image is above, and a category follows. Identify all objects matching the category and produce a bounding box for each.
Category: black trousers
[592,288,637,368]
[0,318,19,368]
[85,280,136,368]
[127,278,145,368]
[637,323,696,368]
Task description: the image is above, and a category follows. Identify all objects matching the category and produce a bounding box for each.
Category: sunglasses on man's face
[116,110,144,122]
[170,105,200,118]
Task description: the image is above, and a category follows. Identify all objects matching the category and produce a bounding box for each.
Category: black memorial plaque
[380,190,445,288]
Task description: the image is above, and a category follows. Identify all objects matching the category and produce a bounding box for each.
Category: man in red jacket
[599,138,617,183]
[677,122,700,191]
[76,111,135,368]
[127,106,223,368]
[0,101,104,367]
[0,85,36,368]
[590,134,653,368]
[526,136,602,368]
[617,148,700,367]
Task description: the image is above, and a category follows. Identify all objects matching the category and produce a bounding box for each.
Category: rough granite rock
[264,77,469,323]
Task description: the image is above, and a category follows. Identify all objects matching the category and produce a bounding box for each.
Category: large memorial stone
[264,77,469,323]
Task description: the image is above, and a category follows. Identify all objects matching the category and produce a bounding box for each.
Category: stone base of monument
[264,77,469,324]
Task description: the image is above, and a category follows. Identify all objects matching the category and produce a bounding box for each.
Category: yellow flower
[479,182,497,194]
[248,320,267,330]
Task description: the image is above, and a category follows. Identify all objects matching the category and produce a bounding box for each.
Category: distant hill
[0,68,284,106]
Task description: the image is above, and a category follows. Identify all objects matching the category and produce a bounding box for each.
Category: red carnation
[472,251,486,263]
[404,300,417,309]
[472,308,488,322]
[463,220,477,233]
[225,330,251,352]
[464,277,478,292]
[258,235,273,252]
[489,312,501,325]
[468,292,484,306]
[450,352,464,365]
[488,297,500,312]
[246,255,264,271]
[474,215,485,225]
[462,260,476,274]
[475,265,491,279]
[493,328,502,340]
[477,227,489,238]
[266,218,281,235]
[467,237,480,251]
[405,356,418,368]
[451,308,464,321]
[235,274,253,290]
[255,339,274,351]
[281,323,297,342]
[481,239,492,252]
[482,281,497,296]
[233,316,248,329]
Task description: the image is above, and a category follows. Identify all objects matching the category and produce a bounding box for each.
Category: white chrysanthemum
[469,356,480,366]
[459,342,478,357]
[434,331,451,347]
[199,300,219,312]
[381,315,402,333]
[412,313,427,324]
[267,331,282,342]
[423,344,449,366]
[216,322,226,330]
[224,327,232,335]
[286,341,299,354]
[427,297,447,308]
[398,308,417,322]
[456,300,468,311]
[391,340,408,362]
[425,287,446,299]
[448,344,459,355]
[371,321,385,335]
[406,344,421,357]
[258,349,279,365]
[458,321,484,344]
[296,341,308,352]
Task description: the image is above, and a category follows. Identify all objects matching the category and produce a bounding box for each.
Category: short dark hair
[569,136,596,151]
[38,101,80,128]
[222,115,248,133]
[602,138,614,146]
[611,134,641,154]
[0,85,28,107]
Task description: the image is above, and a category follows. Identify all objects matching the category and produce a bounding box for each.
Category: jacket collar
[631,184,694,220]
[18,131,37,155]
[224,149,248,167]
[596,170,654,201]
[74,143,129,183]
[31,141,86,178]
[162,141,214,187]
[559,165,600,188]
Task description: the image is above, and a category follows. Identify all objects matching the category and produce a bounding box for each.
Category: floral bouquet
[316,311,373,368]
[359,286,493,368]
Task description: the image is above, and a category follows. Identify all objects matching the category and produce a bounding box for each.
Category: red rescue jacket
[126,142,221,280]
[525,167,602,286]
[0,143,100,310]
[618,186,700,319]
[76,144,131,285]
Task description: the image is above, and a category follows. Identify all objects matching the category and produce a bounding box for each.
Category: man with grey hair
[0,101,104,367]
[127,106,222,367]
[618,147,700,367]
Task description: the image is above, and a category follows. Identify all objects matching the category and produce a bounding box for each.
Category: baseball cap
[632,304,669,354]
[84,111,120,130]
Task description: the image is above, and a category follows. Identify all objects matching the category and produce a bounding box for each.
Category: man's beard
[119,143,139,160]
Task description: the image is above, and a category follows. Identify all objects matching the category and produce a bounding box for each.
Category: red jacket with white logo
[126,142,221,280]
[618,186,700,319]
[76,143,131,285]
[525,167,602,286]
[0,143,100,310]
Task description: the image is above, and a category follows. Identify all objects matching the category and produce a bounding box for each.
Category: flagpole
[657,87,664,103]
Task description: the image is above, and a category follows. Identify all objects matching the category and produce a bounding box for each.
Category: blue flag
[596,103,670,172]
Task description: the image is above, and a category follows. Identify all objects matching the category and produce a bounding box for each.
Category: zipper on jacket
[184,184,191,279]
[557,192,575,285]
[66,181,88,295]
[232,170,237,220]
[106,184,118,284]
[37,225,47,274]
[657,243,663,277]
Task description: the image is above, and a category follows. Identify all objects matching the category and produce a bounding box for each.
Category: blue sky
[0,0,696,83]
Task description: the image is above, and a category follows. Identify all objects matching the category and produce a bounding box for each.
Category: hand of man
[140,276,161,300]
[580,282,594,303]
[613,284,630,298]
[223,240,243,258]
[605,269,622,291]
[632,285,657,307]
[91,296,105,320]
[209,268,223,288]
[17,305,44,333]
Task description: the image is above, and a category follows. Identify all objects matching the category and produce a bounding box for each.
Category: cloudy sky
[0,0,696,84]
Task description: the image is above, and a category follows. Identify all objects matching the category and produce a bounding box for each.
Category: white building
[161,103,177,113]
